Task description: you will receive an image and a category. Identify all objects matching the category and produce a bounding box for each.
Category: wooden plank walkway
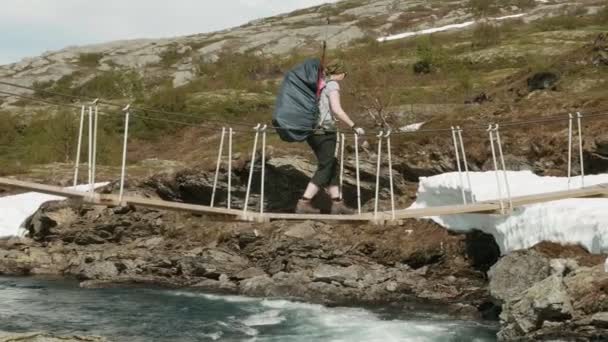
[1,177,607,222]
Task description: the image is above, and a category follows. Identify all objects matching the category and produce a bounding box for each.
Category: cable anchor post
[118,104,131,205]
[73,106,86,187]
[259,125,268,215]
[451,126,467,205]
[576,112,585,188]
[567,113,573,190]
[227,127,233,209]
[243,124,261,219]
[488,125,505,214]
[373,130,384,221]
[354,131,362,215]
[457,126,473,203]
[383,129,396,221]
[494,124,513,213]
[210,127,226,208]
[339,133,346,200]
[91,99,99,191]
[87,105,93,191]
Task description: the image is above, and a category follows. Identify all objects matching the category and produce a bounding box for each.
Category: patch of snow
[399,122,425,132]
[495,13,526,21]
[409,171,608,255]
[378,21,475,42]
[378,13,527,42]
[0,182,108,238]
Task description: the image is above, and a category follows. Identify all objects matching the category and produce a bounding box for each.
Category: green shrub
[510,0,536,10]
[413,36,450,72]
[0,112,20,161]
[74,70,144,99]
[469,0,499,18]
[159,45,187,67]
[193,51,283,92]
[78,53,103,67]
[20,110,79,164]
[534,14,585,31]
[472,22,501,48]
[33,74,77,99]
[145,84,188,113]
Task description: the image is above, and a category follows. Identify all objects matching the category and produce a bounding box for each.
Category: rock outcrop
[490,250,608,341]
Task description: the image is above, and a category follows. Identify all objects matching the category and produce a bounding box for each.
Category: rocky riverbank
[1,159,608,341]
[0,331,105,342]
[0,199,499,319]
[1,196,607,340]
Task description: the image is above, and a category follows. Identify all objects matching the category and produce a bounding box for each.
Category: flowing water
[0,277,497,341]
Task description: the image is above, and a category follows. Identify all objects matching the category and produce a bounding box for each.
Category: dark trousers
[307,132,339,188]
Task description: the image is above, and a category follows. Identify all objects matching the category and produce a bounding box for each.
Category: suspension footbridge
[0,81,607,223]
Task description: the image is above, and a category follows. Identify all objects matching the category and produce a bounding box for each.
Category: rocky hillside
[0,0,604,101]
[0,0,607,178]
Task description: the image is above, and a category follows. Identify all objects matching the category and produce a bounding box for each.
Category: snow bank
[409,171,608,254]
[0,183,108,238]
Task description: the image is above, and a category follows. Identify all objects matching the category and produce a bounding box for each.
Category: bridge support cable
[339,133,346,200]
[244,124,261,216]
[354,133,362,214]
[577,112,585,188]
[488,125,505,213]
[73,106,86,187]
[457,126,473,203]
[210,127,226,208]
[451,127,467,205]
[494,124,513,212]
[227,128,233,209]
[374,131,384,220]
[119,105,131,203]
[384,130,396,221]
[91,100,99,189]
[568,113,574,190]
[260,125,268,215]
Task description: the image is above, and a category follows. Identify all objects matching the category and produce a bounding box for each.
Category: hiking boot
[331,200,355,215]
[295,200,321,215]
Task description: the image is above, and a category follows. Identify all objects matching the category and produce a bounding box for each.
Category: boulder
[496,259,608,341]
[488,249,551,304]
[312,264,361,284]
[283,221,317,239]
[527,72,560,92]
[234,267,266,280]
[177,248,249,279]
[77,261,120,280]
